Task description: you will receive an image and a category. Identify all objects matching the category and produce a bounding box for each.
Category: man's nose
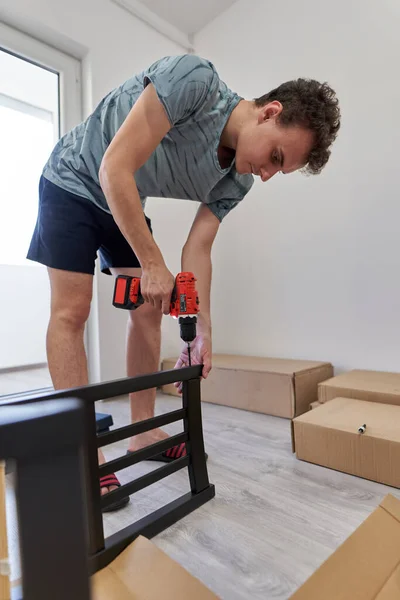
[260,167,278,182]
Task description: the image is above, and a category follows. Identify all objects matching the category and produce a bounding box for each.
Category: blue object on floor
[96,412,113,433]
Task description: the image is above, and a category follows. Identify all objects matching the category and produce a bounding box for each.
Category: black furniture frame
[0,364,215,599]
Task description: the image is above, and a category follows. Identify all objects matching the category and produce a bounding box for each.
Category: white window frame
[0,92,54,123]
[0,20,81,135]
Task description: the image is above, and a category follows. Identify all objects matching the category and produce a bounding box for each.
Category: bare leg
[110,268,165,451]
[47,267,116,494]
[126,302,166,450]
[46,270,91,389]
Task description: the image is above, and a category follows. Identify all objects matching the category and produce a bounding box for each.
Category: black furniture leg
[182,377,211,493]
[83,401,105,555]
[0,399,91,600]
[16,451,90,600]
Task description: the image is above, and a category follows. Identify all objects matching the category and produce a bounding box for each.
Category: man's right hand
[141,263,175,315]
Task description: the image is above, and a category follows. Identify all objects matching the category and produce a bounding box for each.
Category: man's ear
[258,100,283,123]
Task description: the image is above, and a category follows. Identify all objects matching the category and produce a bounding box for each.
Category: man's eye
[272,151,279,164]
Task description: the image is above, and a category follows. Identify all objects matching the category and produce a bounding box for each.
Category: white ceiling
[136,0,238,36]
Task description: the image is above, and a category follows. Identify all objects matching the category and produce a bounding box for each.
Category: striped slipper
[99,473,130,512]
[127,443,208,463]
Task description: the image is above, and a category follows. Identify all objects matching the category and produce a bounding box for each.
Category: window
[0,22,81,267]
[0,52,59,265]
[0,21,82,373]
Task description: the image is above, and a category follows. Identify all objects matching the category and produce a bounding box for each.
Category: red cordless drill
[112,271,199,366]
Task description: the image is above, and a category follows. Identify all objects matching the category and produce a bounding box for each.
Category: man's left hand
[174,333,212,394]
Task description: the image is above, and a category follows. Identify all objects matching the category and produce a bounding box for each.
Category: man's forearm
[181,243,212,336]
[99,167,164,268]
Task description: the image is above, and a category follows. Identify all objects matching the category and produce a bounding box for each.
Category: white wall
[0,0,185,380]
[0,266,50,369]
[194,0,400,373]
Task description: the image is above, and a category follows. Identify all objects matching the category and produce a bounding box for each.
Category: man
[27,54,341,511]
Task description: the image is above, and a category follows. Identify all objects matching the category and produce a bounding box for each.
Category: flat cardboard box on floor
[319,369,400,406]
[91,535,219,600]
[290,493,400,599]
[292,397,400,488]
[161,355,333,419]
[291,493,400,599]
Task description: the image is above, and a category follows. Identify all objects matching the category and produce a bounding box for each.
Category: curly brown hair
[254,78,341,175]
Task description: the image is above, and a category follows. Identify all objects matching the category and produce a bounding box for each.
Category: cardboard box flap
[92,535,219,600]
[290,495,400,600]
[92,567,134,600]
[381,494,400,524]
[294,397,400,443]
[163,354,330,376]
[376,563,400,599]
[320,370,400,394]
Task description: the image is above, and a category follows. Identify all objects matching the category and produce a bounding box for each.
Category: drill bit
[179,316,196,367]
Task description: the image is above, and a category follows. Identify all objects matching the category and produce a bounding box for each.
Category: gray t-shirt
[42,54,254,222]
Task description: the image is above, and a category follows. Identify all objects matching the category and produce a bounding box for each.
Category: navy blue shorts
[27,176,152,275]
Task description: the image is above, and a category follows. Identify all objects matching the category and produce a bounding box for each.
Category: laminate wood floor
[3,373,400,599]
[0,365,52,396]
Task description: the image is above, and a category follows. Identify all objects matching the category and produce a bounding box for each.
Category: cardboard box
[91,535,219,599]
[292,397,400,488]
[319,369,400,406]
[161,355,333,419]
[309,400,323,410]
[290,493,400,599]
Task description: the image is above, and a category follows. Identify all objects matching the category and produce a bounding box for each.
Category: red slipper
[99,473,130,512]
[127,444,208,463]
[149,441,188,463]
